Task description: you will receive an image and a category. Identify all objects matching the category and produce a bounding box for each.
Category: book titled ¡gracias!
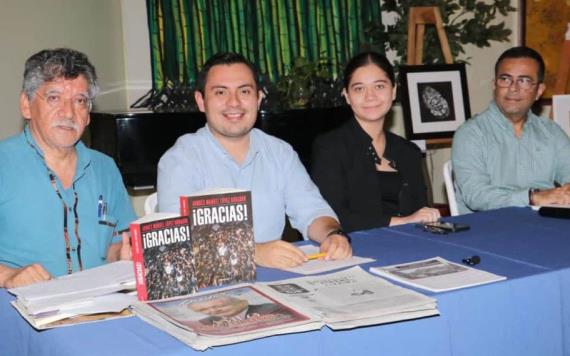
[130,213,197,301]
[180,188,256,289]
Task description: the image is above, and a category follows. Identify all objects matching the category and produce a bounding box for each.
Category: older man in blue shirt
[452,46,570,214]
[158,52,352,269]
[0,49,136,288]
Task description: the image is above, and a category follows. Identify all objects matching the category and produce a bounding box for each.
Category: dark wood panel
[90,107,352,189]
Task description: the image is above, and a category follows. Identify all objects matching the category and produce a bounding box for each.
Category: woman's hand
[390,207,441,226]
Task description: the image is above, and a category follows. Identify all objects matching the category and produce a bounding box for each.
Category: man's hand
[320,234,352,260]
[255,240,306,269]
[533,185,570,206]
[0,264,51,288]
[107,232,132,262]
[119,232,132,260]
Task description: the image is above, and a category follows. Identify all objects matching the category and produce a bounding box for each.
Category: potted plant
[276,57,333,109]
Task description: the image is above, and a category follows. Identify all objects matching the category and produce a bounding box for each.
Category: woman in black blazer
[311,52,440,232]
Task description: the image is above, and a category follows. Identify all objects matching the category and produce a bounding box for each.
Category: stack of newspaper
[9,261,137,329]
[133,266,438,350]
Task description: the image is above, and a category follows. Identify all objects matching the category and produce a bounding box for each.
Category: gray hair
[22,48,99,100]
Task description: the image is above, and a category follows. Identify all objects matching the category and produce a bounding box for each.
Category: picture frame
[399,63,471,140]
[520,0,570,101]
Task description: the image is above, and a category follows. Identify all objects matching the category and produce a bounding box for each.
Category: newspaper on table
[284,245,375,275]
[8,261,136,329]
[369,256,506,292]
[133,266,438,350]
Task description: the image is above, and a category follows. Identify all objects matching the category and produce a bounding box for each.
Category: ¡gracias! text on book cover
[188,194,249,225]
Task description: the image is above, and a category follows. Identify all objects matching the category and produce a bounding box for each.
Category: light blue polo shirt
[0,126,137,277]
[157,125,337,242]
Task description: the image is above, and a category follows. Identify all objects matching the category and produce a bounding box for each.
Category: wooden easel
[406,6,454,146]
[405,7,455,208]
[407,7,453,65]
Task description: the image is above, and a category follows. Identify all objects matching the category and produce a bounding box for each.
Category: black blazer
[311,119,428,232]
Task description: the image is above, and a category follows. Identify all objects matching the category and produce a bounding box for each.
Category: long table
[1,207,569,356]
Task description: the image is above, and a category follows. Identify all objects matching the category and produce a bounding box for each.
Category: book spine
[129,223,148,301]
[180,196,189,216]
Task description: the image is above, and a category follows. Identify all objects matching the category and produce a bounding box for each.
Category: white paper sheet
[284,245,374,275]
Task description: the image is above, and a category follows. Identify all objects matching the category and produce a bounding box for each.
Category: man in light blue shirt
[158,52,351,270]
[0,49,136,288]
[452,47,570,214]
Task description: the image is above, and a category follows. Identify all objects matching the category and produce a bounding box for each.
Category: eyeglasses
[35,92,92,111]
[495,75,537,90]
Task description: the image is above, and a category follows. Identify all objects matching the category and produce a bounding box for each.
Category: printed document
[370,257,506,292]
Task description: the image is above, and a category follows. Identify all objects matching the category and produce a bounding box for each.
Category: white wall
[0,0,150,214]
[120,0,153,106]
[0,0,128,141]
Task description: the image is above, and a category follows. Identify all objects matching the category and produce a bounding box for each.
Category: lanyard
[25,130,83,274]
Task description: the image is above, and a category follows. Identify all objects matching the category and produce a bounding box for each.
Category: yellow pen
[306,252,326,260]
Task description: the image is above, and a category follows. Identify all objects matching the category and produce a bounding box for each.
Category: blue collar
[204,124,259,168]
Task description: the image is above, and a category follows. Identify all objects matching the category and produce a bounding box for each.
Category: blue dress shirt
[157,125,337,242]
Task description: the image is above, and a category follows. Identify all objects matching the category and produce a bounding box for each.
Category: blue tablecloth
[1,207,569,356]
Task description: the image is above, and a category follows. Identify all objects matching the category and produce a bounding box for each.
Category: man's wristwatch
[326,228,351,244]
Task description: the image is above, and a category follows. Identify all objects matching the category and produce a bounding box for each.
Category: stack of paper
[9,261,137,329]
[133,267,438,350]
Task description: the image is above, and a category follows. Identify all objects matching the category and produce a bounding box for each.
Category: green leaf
[364,0,515,64]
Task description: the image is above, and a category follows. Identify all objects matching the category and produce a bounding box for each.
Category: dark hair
[23,48,99,99]
[495,46,545,83]
[343,51,395,89]
[195,52,259,94]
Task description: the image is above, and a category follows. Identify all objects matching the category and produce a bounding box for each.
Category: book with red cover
[130,213,197,301]
[180,189,256,289]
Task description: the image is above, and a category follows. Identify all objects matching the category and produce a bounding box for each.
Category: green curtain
[146,0,381,89]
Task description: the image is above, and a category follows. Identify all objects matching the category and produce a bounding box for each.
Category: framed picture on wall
[399,63,471,140]
[520,0,570,100]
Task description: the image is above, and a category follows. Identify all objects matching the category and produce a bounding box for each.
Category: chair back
[443,161,459,216]
[144,192,158,215]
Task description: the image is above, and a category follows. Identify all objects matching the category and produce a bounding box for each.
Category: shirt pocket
[95,214,119,261]
[524,142,556,183]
